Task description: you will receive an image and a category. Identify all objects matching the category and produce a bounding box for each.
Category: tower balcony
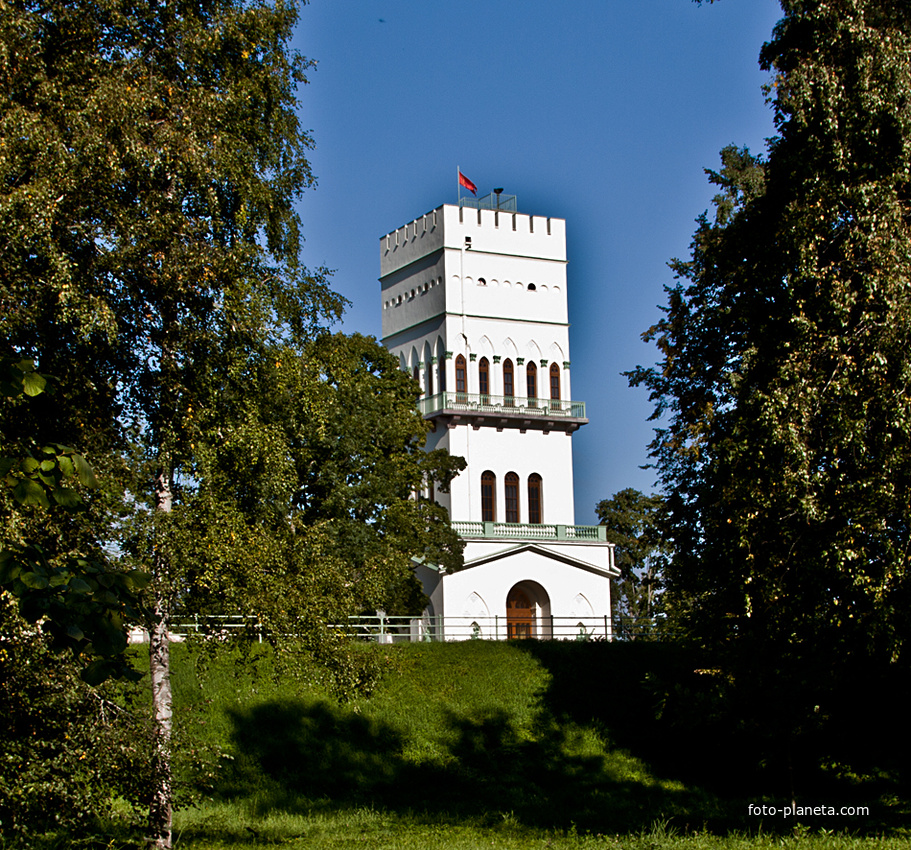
[452,520,608,542]
[418,391,588,433]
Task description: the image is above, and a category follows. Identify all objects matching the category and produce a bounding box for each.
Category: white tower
[380,195,616,640]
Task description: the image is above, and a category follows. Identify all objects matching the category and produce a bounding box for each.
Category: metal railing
[418,391,586,420]
[459,192,518,212]
[452,520,608,542]
[334,614,613,643]
[128,615,262,643]
[127,613,671,644]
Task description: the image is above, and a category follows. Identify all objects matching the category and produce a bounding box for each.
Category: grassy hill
[145,639,909,848]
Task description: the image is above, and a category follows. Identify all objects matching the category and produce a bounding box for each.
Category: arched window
[456,355,467,401]
[481,471,496,522]
[505,472,519,523]
[549,363,561,409]
[478,357,490,402]
[503,359,514,406]
[425,358,433,397]
[528,473,542,524]
[526,361,537,407]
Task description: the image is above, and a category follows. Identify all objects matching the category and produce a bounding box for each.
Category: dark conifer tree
[631,0,911,784]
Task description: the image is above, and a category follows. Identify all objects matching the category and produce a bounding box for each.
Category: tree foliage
[164,331,464,678]
[1,0,464,844]
[631,0,911,746]
[0,594,156,839]
[596,488,667,637]
[1,356,147,683]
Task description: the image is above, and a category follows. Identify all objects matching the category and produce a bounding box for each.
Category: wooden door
[507,588,534,639]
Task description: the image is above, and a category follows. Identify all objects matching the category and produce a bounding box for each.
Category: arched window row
[446,356,562,401]
[402,351,564,402]
[480,472,543,524]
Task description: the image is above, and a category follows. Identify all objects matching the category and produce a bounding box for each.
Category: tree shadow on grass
[216,696,723,837]
[511,640,911,833]
[220,699,403,807]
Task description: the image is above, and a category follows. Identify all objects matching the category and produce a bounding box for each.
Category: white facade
[380,200,617,640]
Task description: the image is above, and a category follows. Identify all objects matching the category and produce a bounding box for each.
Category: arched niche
[462,591,491,638]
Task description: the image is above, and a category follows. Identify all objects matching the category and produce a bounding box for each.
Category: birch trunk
[149,469,173,849]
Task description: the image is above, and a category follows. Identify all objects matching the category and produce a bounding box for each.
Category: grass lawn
[173,805,911,849]
[139,640,909,849]
[7,640,896,848]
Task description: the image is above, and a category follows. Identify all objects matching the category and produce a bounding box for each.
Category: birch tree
[1,1,451,846]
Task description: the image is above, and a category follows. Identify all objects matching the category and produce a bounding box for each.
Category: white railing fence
[334,614,612,643]
[451,520,608,541]
[129,614,668,644]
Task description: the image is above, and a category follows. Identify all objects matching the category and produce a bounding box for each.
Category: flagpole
[457,165,461,206]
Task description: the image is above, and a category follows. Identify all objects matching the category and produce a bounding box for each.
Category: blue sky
[291,0,782,524]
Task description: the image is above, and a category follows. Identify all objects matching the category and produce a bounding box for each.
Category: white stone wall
[440,426,575,525]
[425,421,578,525]
[381,205,571,389]
[438,551,612,640]
[462,539,612,573]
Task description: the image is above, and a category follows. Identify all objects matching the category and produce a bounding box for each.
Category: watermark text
[748,804,869,818]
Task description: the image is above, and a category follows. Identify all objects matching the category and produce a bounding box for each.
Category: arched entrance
[506,587,533,639]
[506,581,551,639]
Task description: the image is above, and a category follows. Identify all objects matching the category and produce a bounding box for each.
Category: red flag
[459,171,477,196]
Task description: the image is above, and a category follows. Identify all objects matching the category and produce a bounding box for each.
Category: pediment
[460,542,619,578]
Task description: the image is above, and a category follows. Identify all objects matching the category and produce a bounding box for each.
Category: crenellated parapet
[380,205,565,276]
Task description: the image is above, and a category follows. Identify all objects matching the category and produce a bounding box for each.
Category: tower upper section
[380,202,585,438]
[379,200,587,524]
[380,204,568,343]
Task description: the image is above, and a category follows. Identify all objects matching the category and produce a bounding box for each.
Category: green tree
[3,1,335,840]
[630,0,911,780]
[1,1,463,846]
[0,357,152,836]
[1,356,147,683]
[165,331,463,677]
[596,488,667,638]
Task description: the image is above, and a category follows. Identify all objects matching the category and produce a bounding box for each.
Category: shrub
[0,593,155,840]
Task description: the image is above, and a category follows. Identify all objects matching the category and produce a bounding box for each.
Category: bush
[0,593,154,841]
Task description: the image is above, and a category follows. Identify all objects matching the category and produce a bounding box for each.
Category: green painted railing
[418,392,586,420]
[452,520,608,542]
